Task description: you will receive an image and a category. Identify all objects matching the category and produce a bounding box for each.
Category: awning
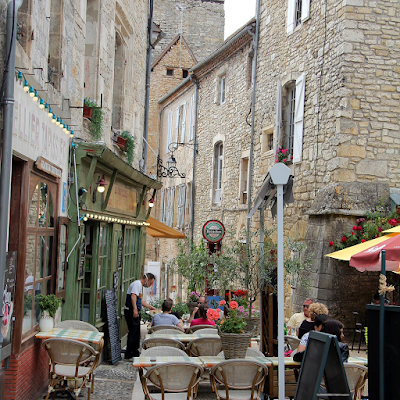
[146,216,186,239]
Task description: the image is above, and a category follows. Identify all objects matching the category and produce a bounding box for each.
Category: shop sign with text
[202,220,225,243]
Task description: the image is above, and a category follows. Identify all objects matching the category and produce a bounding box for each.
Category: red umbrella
[349,233,400,272]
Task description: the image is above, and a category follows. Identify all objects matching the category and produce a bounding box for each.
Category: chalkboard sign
[105,289,122,364]
[295,331,351,400]
[117,237,123,269]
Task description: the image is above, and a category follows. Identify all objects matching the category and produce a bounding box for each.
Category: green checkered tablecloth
[146,333,219,343]
[132,356,203,368]
[35,328,104,344]
[347,356,368,366]
[199,356,272,368]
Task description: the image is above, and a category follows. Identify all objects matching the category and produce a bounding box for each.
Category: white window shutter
[180,102,187,142]
[293,73,306,164]
[181,184,186,227]
[167,111,172,153]
[274,81,282,155]
[170,186,175,227]
[188,95,194,140]
[287,0,295,34]
[166,188,171,225]
[187,184,192,227]
[301,0,310,22]
[174,107,180,145]
[160,189,165,223]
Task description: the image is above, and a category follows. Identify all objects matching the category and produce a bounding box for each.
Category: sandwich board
[295,331,351,400]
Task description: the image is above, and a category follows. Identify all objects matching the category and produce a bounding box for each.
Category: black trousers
[124,308,141,359]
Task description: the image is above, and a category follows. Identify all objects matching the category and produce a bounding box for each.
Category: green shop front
[64,142,161,355]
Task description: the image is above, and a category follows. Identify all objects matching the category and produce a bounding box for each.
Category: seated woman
[321,319,349,362]
[151,298,185,332]
[190,304,215,327]
[298,302,328,339]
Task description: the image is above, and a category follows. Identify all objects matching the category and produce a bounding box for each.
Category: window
[220,76,226,104]
[176,184,186,229]
[239,157,249,205]
[96,224,109,323]
[213,143,223,204]
[182,69,189,78]
[188,93,196,141]
[160,188,165,223]
[185,182,192,228]
[166,68,173,76]
[261,126,274,154]
[287,0,310,34]
[275,74,306,163]
[23,179,56,335]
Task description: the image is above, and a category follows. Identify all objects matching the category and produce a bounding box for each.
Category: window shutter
[188,95,194,140]
[287,0,295,34]
[181,184,186,227]
[293,73,306,164]
[301,0,310,22]
[187,184,192,227]
[160,188,165,223]
[167,111,172,153]
[274,81,282,155]
[174,107,180,145]
[170,186,175,227]
[180,102,187,142]
[220,76,226,104]
[166,188,171,225]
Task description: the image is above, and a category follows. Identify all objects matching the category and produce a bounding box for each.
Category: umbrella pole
[379,250,386,400]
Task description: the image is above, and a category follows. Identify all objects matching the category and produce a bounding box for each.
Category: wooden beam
[82,157,98,204]
[102,169,117,211]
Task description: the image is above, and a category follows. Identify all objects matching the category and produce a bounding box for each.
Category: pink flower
[238,306,245,312]
[229,301,238,309]
[329,241,334,246]
[219,300,226,306]
[275,159,279,162]
[283,159,287,162]
[290,155,293,159]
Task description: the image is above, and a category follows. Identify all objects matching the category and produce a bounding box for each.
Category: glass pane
[36,236,45,280]
[22,294,33,334]
[46,236,53,277]
[25,235,36,294]
[46,279,51,295]
[57,225,66,291]
[38,182,48,227]
[33,285,43,327]
[47,189,54,228]
[28,185,38,227]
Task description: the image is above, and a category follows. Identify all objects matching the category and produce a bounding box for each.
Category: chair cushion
[54,364,92,378]
[150,392,190,400]
[217,388,257,400]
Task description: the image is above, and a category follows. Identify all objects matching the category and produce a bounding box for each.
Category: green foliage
[140,297,164,323]
[24,295,32,315]
[168,239,209,294]
[218,308,247,334]
[84,98,103,140]
[35,294,62,318]
[172,298,189,316]
[120,131,135,165]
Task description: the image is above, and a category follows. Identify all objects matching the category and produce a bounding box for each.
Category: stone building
[0,0,155,398]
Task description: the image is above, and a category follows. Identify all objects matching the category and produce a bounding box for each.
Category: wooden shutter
[287,0,295,34]
[166,188,171,226]
[180,102,187,142]
[160,188,165,223]
[187,183,192,228]
[174,107,180,145]
[177,184,186,228]
[293,73,306,164]
[189,95,195,140]
[274,81,282,155]
[170,186,175,227]
[301,0,310,22]
[167,111,172,153]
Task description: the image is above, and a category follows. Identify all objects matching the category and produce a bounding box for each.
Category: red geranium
[342,236,347,242]
[219,300,226,306]
[329,241,334,246]
[361,239,366,243]
[229,301,238,309]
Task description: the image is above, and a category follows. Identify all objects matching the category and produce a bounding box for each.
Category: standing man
[286,298,313,336]
[188,295,208,323]
[124,273,156,359]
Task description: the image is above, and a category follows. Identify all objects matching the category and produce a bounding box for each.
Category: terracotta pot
[83,105,93,120]
[116,135,128,151]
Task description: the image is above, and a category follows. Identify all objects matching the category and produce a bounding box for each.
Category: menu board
[105,289,122,364]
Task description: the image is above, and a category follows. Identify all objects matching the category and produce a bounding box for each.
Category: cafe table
[35,328,104,345]
[145,332,219,343]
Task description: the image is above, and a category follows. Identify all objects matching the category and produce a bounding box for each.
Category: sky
[224,0,257,39]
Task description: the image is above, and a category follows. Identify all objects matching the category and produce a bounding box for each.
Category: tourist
[298,302,328,339]
[151,298,185,332]
[190,304,215,327]
[286,298,313,335]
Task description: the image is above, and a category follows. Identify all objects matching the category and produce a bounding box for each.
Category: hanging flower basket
[116,135,128,151]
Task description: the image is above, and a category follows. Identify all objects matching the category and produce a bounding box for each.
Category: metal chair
[42,338,99,400]
[210,359,268,400]
[187,324,217,333]
[351,312,365,352]
[187,337,222,356]
[142,337,185,351]
[148,325,182,334]
[344,363,368,400]
[140,362,203,400]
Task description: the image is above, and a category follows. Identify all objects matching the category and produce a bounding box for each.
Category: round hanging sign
[202,220,225,243]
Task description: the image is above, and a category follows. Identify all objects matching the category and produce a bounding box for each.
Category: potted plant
[118,131,135,165]
[83,98,103,140]
[36,294,62,332]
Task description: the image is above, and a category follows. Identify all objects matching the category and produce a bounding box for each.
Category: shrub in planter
[119,131,135,165]
[84,98,103,140]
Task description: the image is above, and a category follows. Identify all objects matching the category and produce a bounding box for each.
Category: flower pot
[187,301,198,315]
[116,135,128,151]
[83,105,93,120]
[39,311,54,332]
[218,329,253,359]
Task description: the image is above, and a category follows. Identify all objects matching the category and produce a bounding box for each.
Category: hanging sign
[202,220,225,243]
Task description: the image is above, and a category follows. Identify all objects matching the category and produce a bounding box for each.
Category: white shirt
[127,280,142,297]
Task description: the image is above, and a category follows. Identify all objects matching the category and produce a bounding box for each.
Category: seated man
[188,295,208,323]
[151,298,185,332]
[286,298,313,335]
[190,304,215,327]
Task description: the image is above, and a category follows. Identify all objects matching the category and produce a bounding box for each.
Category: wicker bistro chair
[148,325,182,334]
[149,328,184,335]
[218,347,266,358]
[284,335,300,351]
[42,338,99,400]
[187,337,222,357]
[344,363,368,400]
[140,362,204,400]
[210,359,268,400]
[192,328,218,335]
[187,325,217,333]
[142,338,186,351]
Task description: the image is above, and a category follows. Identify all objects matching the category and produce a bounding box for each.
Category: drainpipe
[246,0,260,245]
[0,0,24,393]
[189,75,199,248]
[143,0,154,174]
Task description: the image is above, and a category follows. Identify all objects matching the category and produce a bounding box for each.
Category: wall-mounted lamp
[92,172,107,203]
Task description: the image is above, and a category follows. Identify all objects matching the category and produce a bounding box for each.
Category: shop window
[23,180,56,336]
[96,224,109,323]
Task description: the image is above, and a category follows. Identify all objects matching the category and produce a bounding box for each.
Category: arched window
[213,142,223,205]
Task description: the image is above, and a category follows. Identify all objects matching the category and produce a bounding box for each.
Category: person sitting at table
[321,319,349,362]
[151,298,185,332]
[287,298,313,335]
[190,304,215,327]
[293,314,330,362]
[297,302,328,339]
[188,295,208,322]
